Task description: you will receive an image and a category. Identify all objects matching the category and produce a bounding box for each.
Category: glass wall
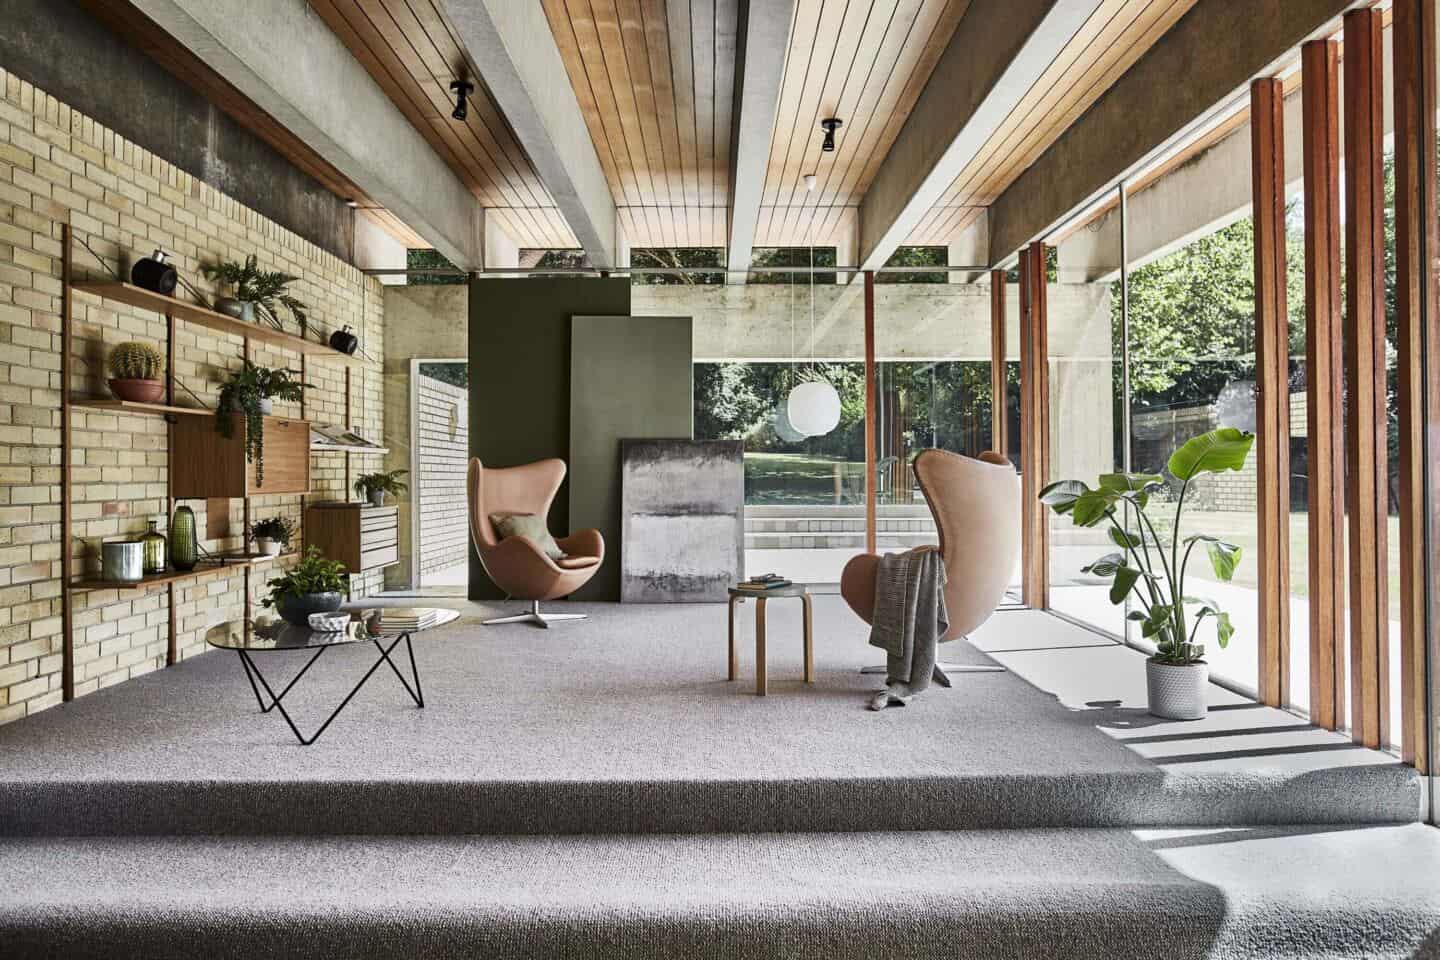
[1047,199,1126,635]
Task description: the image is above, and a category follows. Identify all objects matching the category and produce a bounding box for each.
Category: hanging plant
[215,358,308,485]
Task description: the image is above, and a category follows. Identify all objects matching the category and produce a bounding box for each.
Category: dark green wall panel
[467,278,631,601]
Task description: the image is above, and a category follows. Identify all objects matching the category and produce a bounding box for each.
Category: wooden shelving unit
[58,224,371,702]
[72,281,363,367]
[72,553,296,592]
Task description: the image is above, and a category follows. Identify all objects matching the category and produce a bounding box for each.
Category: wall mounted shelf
[72,553,295,592]
[69,398,211,417]
[72,281,363,368]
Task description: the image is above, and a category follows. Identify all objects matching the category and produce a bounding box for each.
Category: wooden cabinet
[306,504,399,573]
[171,414,311,498]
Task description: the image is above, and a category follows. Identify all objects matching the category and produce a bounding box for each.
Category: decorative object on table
[468,457,603,627]
[130,248,177,295]
[262,545,348,627]
[170,505,199,571]
[101,540,144,582]
[727,582,813,696]
[328,324,359,355]
[215,359,308,486]
[137,519,168,574]
[201,254,310,336]
[735,573,793,592]
[1040,427,1255,721]
[620,439,743,603]
[380,607,443,632]
[353,468,408,507]
[250,516,295,556]
[307,611,351,633]
[841,449,1019,682]
[105,341,165,403]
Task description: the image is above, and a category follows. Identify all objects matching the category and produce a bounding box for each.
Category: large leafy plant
[201,254,310,336]
[215,359,309,485]
[1039,427,1255,666]
[262,546,347,609]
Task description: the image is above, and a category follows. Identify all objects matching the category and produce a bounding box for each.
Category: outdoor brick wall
[0,70,386,725]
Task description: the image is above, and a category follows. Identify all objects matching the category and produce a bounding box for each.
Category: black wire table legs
[235,632,423,745]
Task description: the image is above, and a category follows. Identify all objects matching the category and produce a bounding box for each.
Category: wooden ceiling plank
[665,0,700,209]
[713,0,739,209]
[564,0,648,206]
[542,0,630,208]
[639,0,685,206]
[763,0,825,206]
[607,0,672,206]
[693,0,719,207]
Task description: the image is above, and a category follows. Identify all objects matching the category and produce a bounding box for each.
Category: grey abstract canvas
[621,439,744,603]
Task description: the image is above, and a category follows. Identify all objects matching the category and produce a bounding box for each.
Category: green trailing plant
[262,546,347,610]
[107,341,164,380]
[1039,427,1255,666]
[250,516,296,547]
[354,469,409,503]
[215,359,309,485]
[201,254,310,336]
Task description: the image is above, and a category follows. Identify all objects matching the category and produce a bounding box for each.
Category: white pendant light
[787,379,841,436]
[773,404,807,442]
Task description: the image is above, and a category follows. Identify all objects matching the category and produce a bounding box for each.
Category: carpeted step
[5,826,1440,959]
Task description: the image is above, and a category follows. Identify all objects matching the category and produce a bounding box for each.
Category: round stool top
[728,583,809,599]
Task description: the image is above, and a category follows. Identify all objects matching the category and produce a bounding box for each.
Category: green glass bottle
[171,506,198,572]
[140,519,167,575]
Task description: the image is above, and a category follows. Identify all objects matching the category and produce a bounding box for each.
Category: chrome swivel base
[483,600,587,629]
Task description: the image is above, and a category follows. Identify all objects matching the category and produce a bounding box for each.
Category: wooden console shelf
[72,281,362,367]
[306,503,399,573]
[70,398,211,417]
[73,553,295,592]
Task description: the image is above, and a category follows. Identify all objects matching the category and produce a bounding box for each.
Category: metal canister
[101,540,145,582]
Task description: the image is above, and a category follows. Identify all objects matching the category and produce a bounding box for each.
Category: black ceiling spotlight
[450,80,475,121]
[819,117,843,152]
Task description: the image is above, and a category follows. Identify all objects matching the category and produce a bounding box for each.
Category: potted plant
[262,546,348,627]
[1039,427,1255,720]
[250,516,296,557]
[106,341,165,403]
[201,254,310,336]
[215,359,308,486]
[354,469,409,507]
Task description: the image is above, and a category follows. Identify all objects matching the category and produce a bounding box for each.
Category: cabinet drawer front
[360,513,398,534]
[360,528,399,551]
[360,544,399,570]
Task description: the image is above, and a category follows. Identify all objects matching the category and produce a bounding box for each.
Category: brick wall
[0,70,386,725]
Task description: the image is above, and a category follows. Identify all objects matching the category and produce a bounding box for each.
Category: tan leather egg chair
[467,457,604,627]
[840,448,1020,674]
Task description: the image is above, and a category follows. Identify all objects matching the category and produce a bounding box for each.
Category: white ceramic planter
[1146,659,1208,720]
[255,538,283,557]
[258,397,274,415]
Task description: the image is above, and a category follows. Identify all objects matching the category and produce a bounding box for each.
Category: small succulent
[107,341,164,380]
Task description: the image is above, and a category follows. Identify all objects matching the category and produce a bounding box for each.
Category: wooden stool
[727,584,813,695]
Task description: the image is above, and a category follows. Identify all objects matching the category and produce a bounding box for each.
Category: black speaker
[131,249,177,296]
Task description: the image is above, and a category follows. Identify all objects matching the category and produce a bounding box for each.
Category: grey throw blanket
[866,547,950,710]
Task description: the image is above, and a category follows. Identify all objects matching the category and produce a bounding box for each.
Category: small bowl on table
[307,611,351,633]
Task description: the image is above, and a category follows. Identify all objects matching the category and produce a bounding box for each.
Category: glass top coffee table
[205,607,458,745]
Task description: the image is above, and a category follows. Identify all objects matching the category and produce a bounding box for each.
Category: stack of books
[735,573,793,593]
[379,608,442,632]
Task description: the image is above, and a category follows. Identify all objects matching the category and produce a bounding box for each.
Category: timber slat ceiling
[310,0,578,249]
[908,0,1199,244]
[542,0,738,249]
[758,0,970,248]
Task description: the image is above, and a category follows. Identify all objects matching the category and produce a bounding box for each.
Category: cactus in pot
[106,341,166,403]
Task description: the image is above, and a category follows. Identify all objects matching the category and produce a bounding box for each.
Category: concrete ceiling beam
[725,0,797,284]
[128,0,483,270]
[438,0,617,269]
[856,0,1103,273]
[987,0,1360,264]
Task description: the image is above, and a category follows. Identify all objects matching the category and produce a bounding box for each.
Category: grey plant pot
[368,489,386,507]
[277,591,343,628]
[1146,658,1208,720]
[214,297,257,323]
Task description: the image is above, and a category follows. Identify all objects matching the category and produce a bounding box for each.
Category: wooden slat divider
[1391,0,1436,772]
[1250,76,1291,709]
[1301,38,1347,733]
[1019,243,1050,609]
[1342,8,1390,750]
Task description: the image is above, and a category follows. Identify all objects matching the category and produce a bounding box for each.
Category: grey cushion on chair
[490,512,565,561]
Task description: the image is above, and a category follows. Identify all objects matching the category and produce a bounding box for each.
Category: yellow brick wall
[0,70,387,724]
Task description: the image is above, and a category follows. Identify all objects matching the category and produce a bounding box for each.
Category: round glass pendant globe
[773,404,807,442]
[787,380,841,437]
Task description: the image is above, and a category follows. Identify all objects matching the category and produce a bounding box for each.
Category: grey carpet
[4,825,1440,959]
[0,602,1417,834]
